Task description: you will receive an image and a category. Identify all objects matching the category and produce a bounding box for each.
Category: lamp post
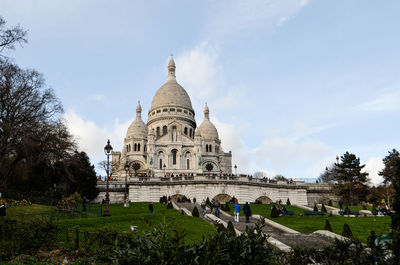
[124,160,130,207]
[234,164,237,176]
[336,155,339,164]
[103,139,113,217]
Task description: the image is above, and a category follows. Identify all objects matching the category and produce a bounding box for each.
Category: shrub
[342,223,353,238]
[328,200,333,206]
[166,202,173,209]
[270,205,279,218]
[362,205,367,210]
[286,198,291,205]
[324,220,333,232]
[314,204,318,212]
[224,203,230,212]
[206,197,211,206]
[321,203,327,213]
[227,221,236,235]
[192,206,199,217]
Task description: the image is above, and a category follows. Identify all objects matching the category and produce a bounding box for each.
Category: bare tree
[253,171,266,179]
[0,16,27,56]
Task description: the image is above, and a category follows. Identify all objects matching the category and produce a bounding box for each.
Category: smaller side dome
[127,101,147,138]
[198,103,219,140]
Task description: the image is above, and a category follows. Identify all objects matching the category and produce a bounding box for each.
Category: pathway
[177,202,335,250]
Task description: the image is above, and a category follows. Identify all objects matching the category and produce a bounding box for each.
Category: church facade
[111,57,232,179]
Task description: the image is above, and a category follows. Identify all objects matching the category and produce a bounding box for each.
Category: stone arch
[212,193,232,203]
[255,196,273,204]
[169,194,185,202]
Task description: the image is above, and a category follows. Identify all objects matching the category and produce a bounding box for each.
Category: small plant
[286,198,291,205]
[270,205,279,218]
[342,223,353,238]
[225,203,230,212]
[192,206,199,217]
[328,200,333,206]
[324,220,333,232]
[321,203,327,213]
[166,202,173,209]
[227,221,236,235]
[313,204,319,212]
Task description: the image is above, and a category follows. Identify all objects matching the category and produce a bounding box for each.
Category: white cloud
[64,109,131,172]
[363,157,384,186]
[206,0,309,39]
[175,42,223,101]
[357,87,400,113]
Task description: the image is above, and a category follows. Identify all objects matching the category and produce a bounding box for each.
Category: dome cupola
[198,103,219,140]
[148,55,196,127]
[127,101,147,138]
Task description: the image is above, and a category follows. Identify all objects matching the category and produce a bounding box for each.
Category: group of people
[271,204,288,216]
[234,201,252,223]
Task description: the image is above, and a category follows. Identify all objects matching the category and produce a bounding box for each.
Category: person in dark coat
[243,202,251,223]
[149,202,154,214]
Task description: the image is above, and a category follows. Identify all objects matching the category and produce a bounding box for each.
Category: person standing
[201,199,207,215]
[149,202,154,214]
[234,202,241,222]
[339,200,343,211]
[215,200,220,217]
[243,202,251,223]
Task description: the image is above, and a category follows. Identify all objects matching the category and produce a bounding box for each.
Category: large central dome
[149,57,193,112]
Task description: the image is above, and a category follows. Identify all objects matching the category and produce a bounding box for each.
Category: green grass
[330,205,374,212]
[7,203,215,244]
[223,203,391,243]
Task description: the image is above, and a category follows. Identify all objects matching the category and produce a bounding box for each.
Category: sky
[2,0,400,185]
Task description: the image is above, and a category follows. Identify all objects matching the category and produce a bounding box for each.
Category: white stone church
[111,57,232,179]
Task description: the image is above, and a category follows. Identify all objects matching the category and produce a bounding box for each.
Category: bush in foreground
[192,206,199,217]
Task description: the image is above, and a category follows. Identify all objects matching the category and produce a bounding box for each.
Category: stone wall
[95,181,309,205]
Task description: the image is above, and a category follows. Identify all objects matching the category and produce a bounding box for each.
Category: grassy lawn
[223,203,391,242]
[329,205,374,212]
[7,203,215,244]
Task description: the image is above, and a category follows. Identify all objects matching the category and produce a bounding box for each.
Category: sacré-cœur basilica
[111,57,232,179]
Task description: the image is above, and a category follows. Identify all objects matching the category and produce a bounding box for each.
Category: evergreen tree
[328,200,333,206]
[192,206,200,217]
[314,204,319,212]
[286,198,291,205]
[383,150,400,264]
[324,220,333,232]
[334,152,369,205]
[321,203,327,213]
[342,223,353,238]
[206,197,211,206]
[225,203,230,212]
[227,221,236,235]
[166,202,173,209]
[67,151,99,200]
[379,149,400,210]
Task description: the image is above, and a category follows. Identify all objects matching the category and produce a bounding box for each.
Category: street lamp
[234,164,237,176]
[124,160,130,207]
[103,139,113,217]
[336,155,339,164]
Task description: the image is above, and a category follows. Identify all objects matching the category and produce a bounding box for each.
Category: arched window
[184,127,188,135]
[206,145,208,152]
[138,143,140,151]
[134,143,137,151]
[163,125,167,135]
[144,144,147,152]
[156,127,160,137]
[126,145,129,152]
[172,149,177,165]
[209,145,212,153]
[158,151,164,169]
[189,128,192,138]
[186,152,190,169]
